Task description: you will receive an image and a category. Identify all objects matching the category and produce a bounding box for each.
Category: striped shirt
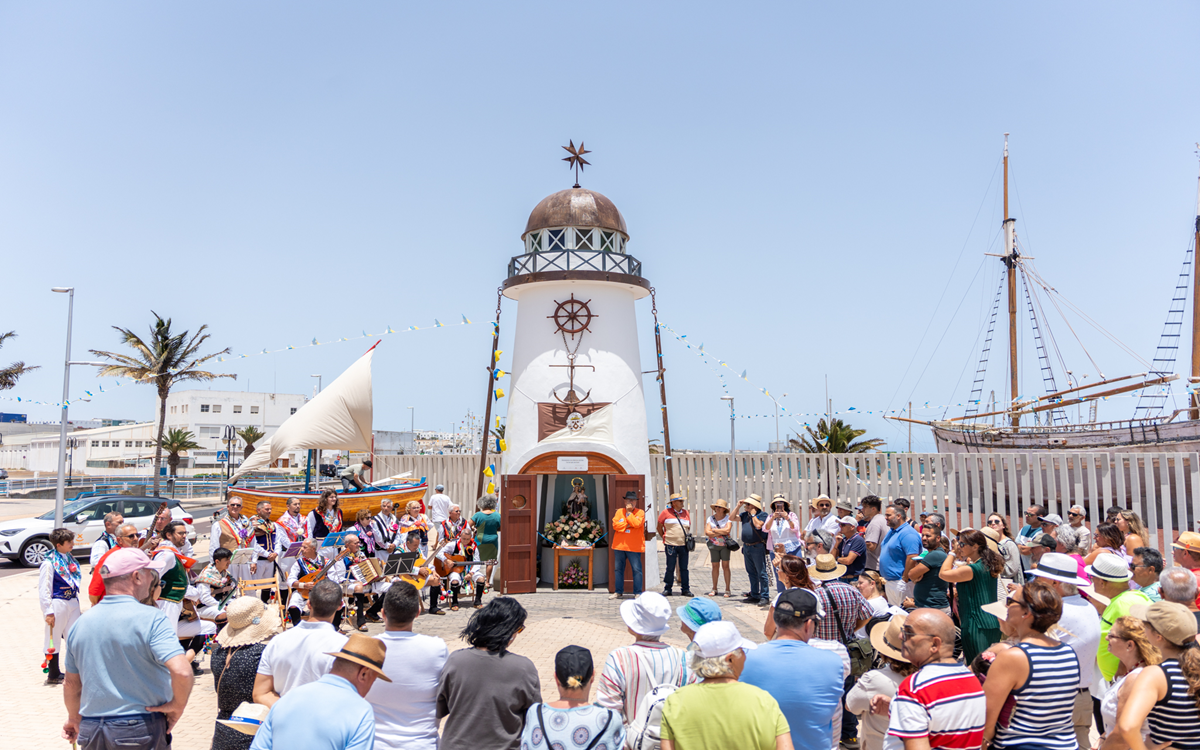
[884,663,985,750]
[992,642,1081,750]
[597,641,694,724]
[1147,659,1200,750]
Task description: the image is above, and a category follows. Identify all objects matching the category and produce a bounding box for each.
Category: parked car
[0,469,9,480]
[0,495,197,567]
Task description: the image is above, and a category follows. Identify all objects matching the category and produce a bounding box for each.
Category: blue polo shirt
[879,522,921,581]
[62,595,183,717]
[740,639,843,750]
[251,673,376,750]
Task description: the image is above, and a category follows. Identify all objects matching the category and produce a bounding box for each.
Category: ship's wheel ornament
[548,294,596,338]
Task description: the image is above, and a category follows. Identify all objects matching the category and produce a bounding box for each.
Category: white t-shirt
[806,513,841,540]
[428,493,452,525]
[368,630,449,750]
[256,621,348,696]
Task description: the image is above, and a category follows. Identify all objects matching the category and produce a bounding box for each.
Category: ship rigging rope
[1020,262,1152,369]
[882,156,1003,418]
[1022,264,1077,383]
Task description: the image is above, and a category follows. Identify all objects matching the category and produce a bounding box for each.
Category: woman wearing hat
[981,579,1082,750]
[766,496,801,593]
[519,646,624,749]
[939,529,1004,664]
[847,615,916,750]
[705,499,734,598]
[211,596,282,750]
[1111,601,1200,750]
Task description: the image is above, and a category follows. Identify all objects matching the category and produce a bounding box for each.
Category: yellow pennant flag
[486,481,496,494]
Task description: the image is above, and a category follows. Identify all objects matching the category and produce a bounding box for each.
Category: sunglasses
[516,625,526,634]
[1068,512,1082,517]
[1006,596,1028,610]
[121,533,139,538]
[987,519,1003,525]
[900,626,929,642]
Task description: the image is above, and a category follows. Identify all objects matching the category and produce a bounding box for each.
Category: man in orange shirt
[610,491,645,600]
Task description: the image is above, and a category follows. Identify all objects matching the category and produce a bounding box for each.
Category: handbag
[823,581,873,680]
[671,509,696,552]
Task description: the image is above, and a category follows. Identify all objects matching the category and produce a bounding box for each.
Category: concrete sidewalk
[5,543,766,749]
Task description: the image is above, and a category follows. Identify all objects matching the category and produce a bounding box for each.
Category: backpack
[625,683,678,750]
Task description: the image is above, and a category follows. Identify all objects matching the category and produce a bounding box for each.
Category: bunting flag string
[215,315,476,363]
[657,321,1181,427]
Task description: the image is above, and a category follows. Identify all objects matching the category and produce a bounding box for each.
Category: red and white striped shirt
[884,663,985,750]
[597,641,694,723]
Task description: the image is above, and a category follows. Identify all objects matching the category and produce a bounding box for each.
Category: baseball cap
[100,548,153,579]
[775,588,825,620]
[1031,533,1057,549]
[1039,514,1064,527]
[691,621,757,658]
[1129,601,1198,648]
[677,597,723,630]
[435,484,444,492]
[837,515,858,527]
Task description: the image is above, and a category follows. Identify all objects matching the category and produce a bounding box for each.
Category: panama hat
[742,494,763,510]
[215,597,283,648]
[1026,552,1088,586]
[217,702,270,736]
[808,554,847,581]
[868,614,908,662]
[710,498,730,511]
[1172,531,1200,554]
[325,633,392,681]
[669,493,686,503]
[1087,552,1132,583]
[810,494,833,508]
[978,526,1003,554]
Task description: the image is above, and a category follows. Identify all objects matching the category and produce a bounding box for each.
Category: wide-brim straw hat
[808,553,847,581]
[710,498,730,511]
[868,614,908,662]
[1172,531,1200,554]
[215,597,283,648]
[217,702,270,735]
[770,494,791,511]
[810,494,832,508]
[979,527,1003,555]
[325,633,392,681]
[743,494,763,510]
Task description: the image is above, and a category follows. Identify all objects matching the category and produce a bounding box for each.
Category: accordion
[354,558,385,584]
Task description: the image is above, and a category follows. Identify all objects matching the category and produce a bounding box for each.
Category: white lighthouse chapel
[497,166,659,594]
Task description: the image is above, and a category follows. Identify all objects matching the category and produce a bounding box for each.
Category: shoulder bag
[822,581,873,680]
[671,508,696,552]
[537,703,615,750]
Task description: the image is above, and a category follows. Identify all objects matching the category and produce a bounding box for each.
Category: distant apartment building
[3,390,310,475]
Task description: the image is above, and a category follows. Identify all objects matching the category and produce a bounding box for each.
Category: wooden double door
[499,473,646,595]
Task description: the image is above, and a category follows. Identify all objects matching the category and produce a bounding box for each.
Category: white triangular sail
[230,347,375,482]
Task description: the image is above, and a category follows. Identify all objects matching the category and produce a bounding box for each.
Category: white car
[0,495,198,567]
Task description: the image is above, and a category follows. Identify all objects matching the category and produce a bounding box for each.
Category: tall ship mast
[892,139,1200,453]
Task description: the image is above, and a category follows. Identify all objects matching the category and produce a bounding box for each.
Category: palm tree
[159,428,200,477]
[90,312,234,496]
[237,425,266,459]
[648,438,664,455]
[0,331,37,390]
[789,418,886,454]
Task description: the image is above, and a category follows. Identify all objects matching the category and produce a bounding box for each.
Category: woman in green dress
[471,493,502,602]
[938,528,1004,664]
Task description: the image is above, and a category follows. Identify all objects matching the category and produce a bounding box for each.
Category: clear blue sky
[2,2,1198,452]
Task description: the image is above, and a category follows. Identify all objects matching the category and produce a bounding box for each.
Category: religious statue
[564,477,590,520]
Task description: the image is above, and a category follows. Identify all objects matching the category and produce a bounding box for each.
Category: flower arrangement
[559,560,588,589]
[543,515,606,547]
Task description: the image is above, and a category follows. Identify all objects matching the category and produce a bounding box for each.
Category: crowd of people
[42,487,1200,750]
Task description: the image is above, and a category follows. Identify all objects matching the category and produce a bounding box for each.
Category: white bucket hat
[1027,552,1088,586]
[691,620,758,658]
[620,592,672,637]
[1087,552,1132,583]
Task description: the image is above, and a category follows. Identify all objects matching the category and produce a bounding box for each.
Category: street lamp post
[408,406,414,453]
[67,438,78,487]
[720,396,735,501]
[51,287,74,528]
[767,392,788,452]
[308,375,322,492]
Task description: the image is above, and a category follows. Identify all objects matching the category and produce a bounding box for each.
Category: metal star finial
[562,140,591,188]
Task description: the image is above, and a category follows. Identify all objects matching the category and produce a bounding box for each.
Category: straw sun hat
[808,554,847,581]
[215,597,283,648]
[710,498,730,511]
[868,614,909,662]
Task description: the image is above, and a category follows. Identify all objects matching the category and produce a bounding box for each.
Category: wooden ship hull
[228,482,429,523]
[931,418,1200,454]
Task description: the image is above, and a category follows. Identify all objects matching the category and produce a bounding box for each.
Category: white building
[7,390,310,476]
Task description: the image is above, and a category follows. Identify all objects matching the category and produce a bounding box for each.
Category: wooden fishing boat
[227,480,429,523]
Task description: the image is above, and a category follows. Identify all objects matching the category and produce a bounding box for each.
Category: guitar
[399,554,434,590]
[433,554,498,579]
[296,549,353,599]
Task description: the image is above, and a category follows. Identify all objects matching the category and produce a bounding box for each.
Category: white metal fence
[366,451,1200,557]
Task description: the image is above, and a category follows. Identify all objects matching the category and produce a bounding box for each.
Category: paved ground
[5,536,770,749]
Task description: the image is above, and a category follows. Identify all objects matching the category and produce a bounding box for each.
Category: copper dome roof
[522,188,628,240]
